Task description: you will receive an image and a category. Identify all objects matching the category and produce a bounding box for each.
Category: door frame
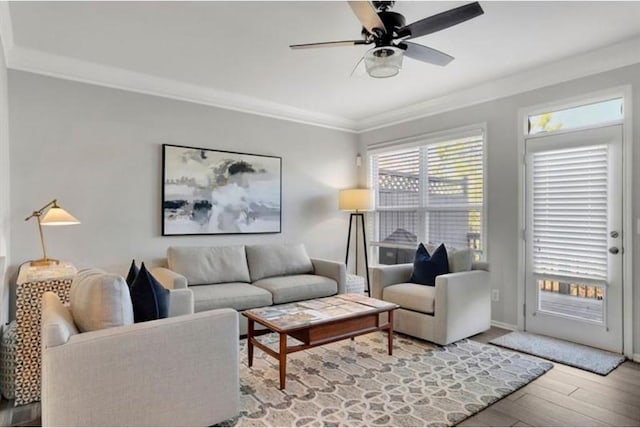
[516,85,633,358]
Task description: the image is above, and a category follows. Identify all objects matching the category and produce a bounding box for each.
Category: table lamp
[339,188,373,296]
[25,199,80,267]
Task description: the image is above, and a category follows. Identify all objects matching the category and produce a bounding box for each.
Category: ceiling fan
[290,1,484,78]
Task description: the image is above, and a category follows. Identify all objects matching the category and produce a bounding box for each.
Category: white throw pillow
[70,268,134,332]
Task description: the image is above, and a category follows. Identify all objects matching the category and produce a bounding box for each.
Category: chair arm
[168,288,194,317]
[149,266,188,289]
[370,264,413,300]
[42,308,239,427]
[434,270,491,344]
[311,258,347,294]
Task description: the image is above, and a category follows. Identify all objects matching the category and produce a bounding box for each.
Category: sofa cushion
[383,283,436,315]
[191,283,272,313]
[70,268,134,332]
[129,263,170,323]
[410,243,450,286]
[167,245,251,285]
[252,274,337,304]
[246,244,313,282]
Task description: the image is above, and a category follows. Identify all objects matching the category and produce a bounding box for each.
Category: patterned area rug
[221,332,552,427]
[490,331,625,375]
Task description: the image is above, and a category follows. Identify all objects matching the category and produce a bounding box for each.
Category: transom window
[528,97,623,135]
[368,130,484,265]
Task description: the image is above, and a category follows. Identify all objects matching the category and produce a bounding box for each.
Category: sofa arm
[434,270,491,344]
[370,264,413,300]
[150,266,188,290]
[311,258,347,294]
[42,308,239,427]
[168,288,194,317]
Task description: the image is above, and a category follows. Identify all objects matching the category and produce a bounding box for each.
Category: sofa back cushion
[246,243,313,282]
[425,244,473,273]
[167,245,251,285]
[70,268,134,333]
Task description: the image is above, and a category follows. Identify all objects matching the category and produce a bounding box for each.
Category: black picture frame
[162,143,282,236]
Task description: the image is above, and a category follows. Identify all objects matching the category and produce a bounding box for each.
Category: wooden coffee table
[243,294,399,389]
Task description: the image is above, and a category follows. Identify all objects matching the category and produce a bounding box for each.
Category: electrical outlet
[491,289,500,302]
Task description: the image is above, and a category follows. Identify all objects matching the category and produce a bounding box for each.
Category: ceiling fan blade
[290,40,368,49]
[348,1,386,35]
[399,42,454,66]
[397,2,484,40]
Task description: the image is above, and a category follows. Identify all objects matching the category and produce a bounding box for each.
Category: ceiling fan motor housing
[361,10,406,45]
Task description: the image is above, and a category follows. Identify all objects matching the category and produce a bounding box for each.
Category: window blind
[369,133,484,261]
[531,145,608,280]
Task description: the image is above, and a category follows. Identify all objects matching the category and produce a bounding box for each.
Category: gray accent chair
[371,257,490,345]
[151,243,347,335]
[41,270,239,427]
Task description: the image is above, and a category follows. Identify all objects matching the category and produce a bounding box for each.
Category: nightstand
[15,262,77,405]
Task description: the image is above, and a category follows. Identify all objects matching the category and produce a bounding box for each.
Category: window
[528,98,623,135]
[369,131,484,264]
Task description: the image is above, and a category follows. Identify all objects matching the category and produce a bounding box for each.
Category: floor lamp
[339,188,373,297]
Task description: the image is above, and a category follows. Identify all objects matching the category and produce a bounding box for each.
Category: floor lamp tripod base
[344,212,371,297]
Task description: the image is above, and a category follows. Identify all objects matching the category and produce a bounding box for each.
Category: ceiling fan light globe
[364,46,403,78]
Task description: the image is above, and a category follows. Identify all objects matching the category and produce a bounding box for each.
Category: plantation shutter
[425,136,484,250]
[373,148,421,246]
[530,144,608,280]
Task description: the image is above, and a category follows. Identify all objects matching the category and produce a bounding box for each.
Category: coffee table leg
[279,333,287,390]
[388,310,394,356]
[248,319,254,367]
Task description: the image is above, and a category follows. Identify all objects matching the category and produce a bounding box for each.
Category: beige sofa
[151,243,347,335]
[41,270,239,427]
[371,257,490,346]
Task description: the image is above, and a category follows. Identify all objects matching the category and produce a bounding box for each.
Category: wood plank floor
[0,327,638,427]
[460,328,640,427]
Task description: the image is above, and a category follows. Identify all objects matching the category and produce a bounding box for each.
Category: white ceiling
[4,1,640,131]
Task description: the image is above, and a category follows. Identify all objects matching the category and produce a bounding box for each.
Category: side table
[15,262,77,405]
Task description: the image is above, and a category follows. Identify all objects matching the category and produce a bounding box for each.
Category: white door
[525,125,623,353]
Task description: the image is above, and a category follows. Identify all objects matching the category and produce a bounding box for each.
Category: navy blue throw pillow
[409,243,450,286]
[125,259,139,287]
[129,262,169,323]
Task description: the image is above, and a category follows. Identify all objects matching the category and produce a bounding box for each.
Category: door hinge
[522,229,526,242]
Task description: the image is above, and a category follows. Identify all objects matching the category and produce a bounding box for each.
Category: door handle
[609,247,620,255]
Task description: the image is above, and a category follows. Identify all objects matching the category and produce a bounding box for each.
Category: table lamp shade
[339,188,373,212]
[41,206,80,225]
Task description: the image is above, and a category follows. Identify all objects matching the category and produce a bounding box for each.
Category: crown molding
[355,35,640,132]
[7,47,359,132]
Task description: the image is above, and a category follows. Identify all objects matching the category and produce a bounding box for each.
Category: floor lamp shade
[339,189,373,212]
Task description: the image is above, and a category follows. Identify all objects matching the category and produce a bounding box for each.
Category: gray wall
[8,71,359,318]
[0,35,8,325]
[359,63,640,356]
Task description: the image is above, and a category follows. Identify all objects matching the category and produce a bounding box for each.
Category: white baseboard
[633,354,640,363]
[491,320,518,331]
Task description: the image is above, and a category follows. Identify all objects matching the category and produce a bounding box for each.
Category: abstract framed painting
[162,144,282,236]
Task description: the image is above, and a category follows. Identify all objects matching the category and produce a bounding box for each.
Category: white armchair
[41,274,239,427]
[371,261,490,345]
